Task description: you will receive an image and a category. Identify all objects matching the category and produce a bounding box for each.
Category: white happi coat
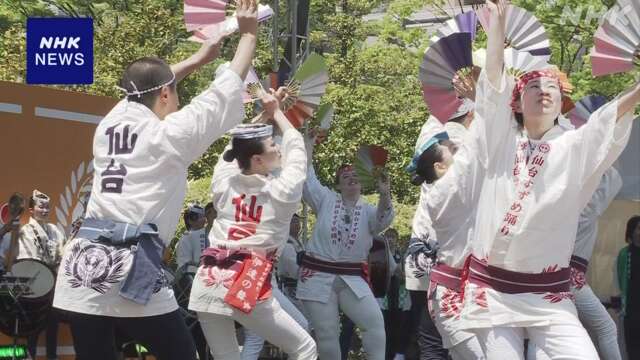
[295,166,394,303]
[53,66,245,317]
[176,228,208,271]
[404,118,469,291]
[278,236,301,280]
[17,217,65,268]
[461,69,634,329]
[188,128,307,316]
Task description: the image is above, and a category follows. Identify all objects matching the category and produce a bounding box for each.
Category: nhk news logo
[26,18,94,85]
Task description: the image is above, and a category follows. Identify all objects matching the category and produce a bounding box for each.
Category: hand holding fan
[476,4,551,59]
[567,95,608,128]
[312,104,334,144]
[420,32,473,122]
[354,145,389,191]
[281,53,329,128]
[591,1,640,76]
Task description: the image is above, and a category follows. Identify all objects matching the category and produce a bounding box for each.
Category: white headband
[228,124,273,139]
[115,72,176,98]
[32,189,50,206]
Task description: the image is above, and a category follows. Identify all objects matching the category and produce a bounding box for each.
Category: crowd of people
[1,0,640,359]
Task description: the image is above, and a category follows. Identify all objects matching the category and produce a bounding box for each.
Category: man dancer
[296,131,394,360]
[52,1,258,358]
[18,190,66,360]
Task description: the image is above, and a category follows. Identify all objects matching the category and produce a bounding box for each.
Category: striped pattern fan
[355,145,389,191]
[567,95,608,128]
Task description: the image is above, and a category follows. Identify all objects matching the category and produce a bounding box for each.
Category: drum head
[10,259,55,299]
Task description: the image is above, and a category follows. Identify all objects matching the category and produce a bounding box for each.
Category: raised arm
[302,130,332,213]
[370,173,394,234]
[170,32,227,83]
[616,81,640,122]
[228,0,258,80]
[485,0,507,88]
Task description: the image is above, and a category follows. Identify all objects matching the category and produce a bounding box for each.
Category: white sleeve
[579,167,623,225]
[269,129,308,203]
[472,68,516,169]
[426,140,483,228]
[150,67,245,165]
[573,97,634,186]
[370,198,394,235]
[302,162,334,213]
[175,234,192,269]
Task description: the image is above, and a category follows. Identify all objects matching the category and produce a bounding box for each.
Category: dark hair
[183,211,202,231]
[119,56,176,110]
[204,202,214,213]
[28,194,47,209]
[335,164,353,185]
[411,140,451,185]
[626,216,640,243]
[223,136,268,170]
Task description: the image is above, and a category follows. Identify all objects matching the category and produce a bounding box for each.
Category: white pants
[302,277,385,360]
[197,297,317,360]
[475,322,599,360]
[528,285,621,360]
[241,287,310,360]
[448,336,486,360]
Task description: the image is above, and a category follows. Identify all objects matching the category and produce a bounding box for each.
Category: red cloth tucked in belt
[430,263,463,290]
[299,252,370,283]
[467,255,571,294]
[200,248,273,314]
[569,255,589,273]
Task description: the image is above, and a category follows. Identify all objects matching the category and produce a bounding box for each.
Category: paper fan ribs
[282,53,329,128]
[477,5,551,59]
[420,32,473,123]
[591,0,640,76]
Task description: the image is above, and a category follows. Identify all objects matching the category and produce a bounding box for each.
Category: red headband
[510,69,564,110]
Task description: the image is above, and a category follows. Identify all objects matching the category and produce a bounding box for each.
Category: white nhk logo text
[35,36,85,66]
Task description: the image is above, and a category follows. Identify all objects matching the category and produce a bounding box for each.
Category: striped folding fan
[591,0,640,77]
[354,145,389,191]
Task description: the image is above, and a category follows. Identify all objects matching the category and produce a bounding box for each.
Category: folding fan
[281,53,329,128]
[354,145,389,191]
[567,95,608,128]
[591,1,640,77]
[243,67,262,103]
[420,32,473,123]
[312,104,334,144]
[503,48,550,77]
[187,4,273,43]
[430,11,479,44]
[476,5,551,59]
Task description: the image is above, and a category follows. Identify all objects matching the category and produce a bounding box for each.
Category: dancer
[461,0,639,358]
[296,131,394,360]
[52,1,258,358]
[188,94,316,360]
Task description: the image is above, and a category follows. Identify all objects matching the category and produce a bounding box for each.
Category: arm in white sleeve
[370,192,394,235]
[151,66,245,164]
[302,162,333,214]
[270,129,308,203]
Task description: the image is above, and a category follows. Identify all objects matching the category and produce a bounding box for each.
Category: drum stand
[6,285,29,360]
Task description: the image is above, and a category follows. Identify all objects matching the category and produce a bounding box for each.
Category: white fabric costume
[297,164,394,360]
[415,117,485,360]
[54,65,245,317]
[241,236,309,360]
[462,69,634,359]
[188,128,316,360]
[530,167,623,360]
[176,228,208,271]
[17,217,65,268]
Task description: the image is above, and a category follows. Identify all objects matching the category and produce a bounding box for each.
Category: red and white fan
[186,2,274,43]
[590,0,640,77]
[354,145,389,191]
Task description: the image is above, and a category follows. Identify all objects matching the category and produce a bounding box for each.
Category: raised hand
[236,0,258,36]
